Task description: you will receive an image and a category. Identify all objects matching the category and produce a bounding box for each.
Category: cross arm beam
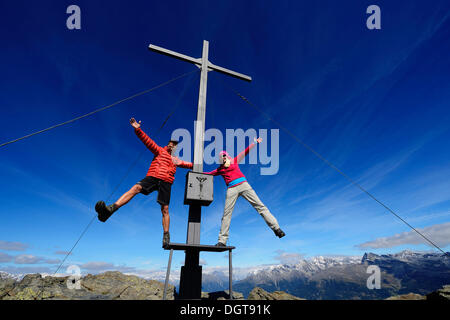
[148,44,201,66]
[148,43,252,82]
[208,62,252,82]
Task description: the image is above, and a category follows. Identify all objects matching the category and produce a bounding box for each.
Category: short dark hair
[168,140,178,146]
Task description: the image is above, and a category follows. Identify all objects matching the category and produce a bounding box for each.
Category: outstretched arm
[204,168,219,176]
[173,158,193,169]
[234,137,262,163]
[131,118,162,155]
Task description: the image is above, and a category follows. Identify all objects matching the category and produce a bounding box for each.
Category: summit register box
[184,171,213,206]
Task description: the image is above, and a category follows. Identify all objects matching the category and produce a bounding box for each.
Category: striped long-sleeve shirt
[135,128,192,184]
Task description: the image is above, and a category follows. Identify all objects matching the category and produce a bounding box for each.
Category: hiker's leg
[161,204,170,233]
[96,180,147,223]
[114,184,142,208]
[161,204,171,248]
[218,186,240,245]
[241,183,280,231]
[156,179,172,234]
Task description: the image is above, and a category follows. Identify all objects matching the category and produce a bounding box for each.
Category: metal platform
[166,242,235,252]
[163,242,235,300]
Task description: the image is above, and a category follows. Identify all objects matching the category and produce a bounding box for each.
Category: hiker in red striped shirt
[95,118,193,248]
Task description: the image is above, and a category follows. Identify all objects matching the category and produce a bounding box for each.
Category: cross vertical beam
[193,40,209,173]
[184,41,209,247]
[148,40,251,299]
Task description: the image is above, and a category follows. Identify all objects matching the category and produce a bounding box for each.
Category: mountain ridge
[1,250,449,299]
[233,250,450,299]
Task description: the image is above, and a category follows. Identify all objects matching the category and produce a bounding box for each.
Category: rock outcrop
[248,287,305,300]
[385,285,450,300]
[201,290,245,300]
[385,293,426,300]
[0,271,175,300]
[0,277,16,300]
[426,284,450,301]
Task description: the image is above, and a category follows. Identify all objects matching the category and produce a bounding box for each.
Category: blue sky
[1,0,450,280]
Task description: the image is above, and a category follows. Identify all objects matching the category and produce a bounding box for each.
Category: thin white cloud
[273,250,304,265]
[14,254,60,265]
[54,251,72,256]
[357,222,450,249]
[0,240,28,251]
[79,261,136,274]
[0,252,14,263]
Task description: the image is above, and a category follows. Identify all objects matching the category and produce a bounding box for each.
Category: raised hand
[130,117,141,129]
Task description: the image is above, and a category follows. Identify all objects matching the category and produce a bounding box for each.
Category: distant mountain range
[200,251,450,299]
[231,251,450,299]
[1,251,449,299]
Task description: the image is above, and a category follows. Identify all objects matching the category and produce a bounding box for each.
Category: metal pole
[229,249,233,300]
[192,39,209,173]
[186,40,209,246]
[163,249,173,300]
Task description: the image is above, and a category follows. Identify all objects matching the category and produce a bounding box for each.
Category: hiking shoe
[274,228,286,238]
[163,232,170,249]
[95,201,116,222]
[215,242,226,247]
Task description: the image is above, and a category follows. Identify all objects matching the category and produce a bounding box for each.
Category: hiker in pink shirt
[204,137,285,246]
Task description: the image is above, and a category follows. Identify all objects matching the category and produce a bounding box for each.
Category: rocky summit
[247,287,305,300]
[0,269,448,300]
[426,284,450,301]
[385,284,450,301]
[0,271,175,300]
[0,271,303,300]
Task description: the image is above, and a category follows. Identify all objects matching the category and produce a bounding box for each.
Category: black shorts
[136,176,172,206]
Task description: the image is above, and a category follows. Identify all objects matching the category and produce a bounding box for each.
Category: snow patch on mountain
[0,271,24,281]
[247,255,362,278]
